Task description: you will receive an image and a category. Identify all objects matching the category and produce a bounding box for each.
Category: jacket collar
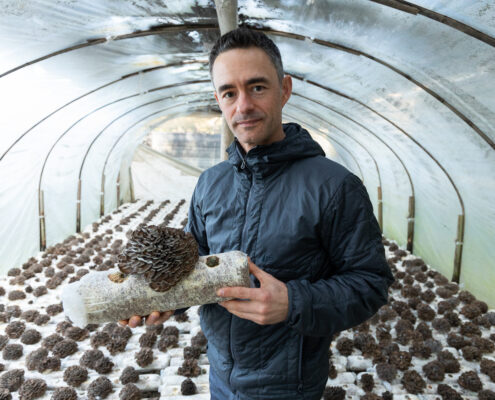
[226,123,325,177]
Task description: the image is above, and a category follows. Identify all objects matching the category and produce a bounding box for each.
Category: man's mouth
[236,118,262,127]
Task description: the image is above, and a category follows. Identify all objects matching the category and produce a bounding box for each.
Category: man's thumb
[248,258,266,283]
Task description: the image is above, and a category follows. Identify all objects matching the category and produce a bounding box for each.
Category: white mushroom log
[61,251,249,327]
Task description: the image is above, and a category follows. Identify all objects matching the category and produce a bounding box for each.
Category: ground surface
[1,199,494,399]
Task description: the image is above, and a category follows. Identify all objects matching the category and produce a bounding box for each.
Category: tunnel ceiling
[0,0,494,305]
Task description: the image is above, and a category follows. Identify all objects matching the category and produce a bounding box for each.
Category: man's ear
[281,75,292,107]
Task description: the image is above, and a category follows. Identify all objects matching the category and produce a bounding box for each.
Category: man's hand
[217,258,288,325]
[118,310,173,328]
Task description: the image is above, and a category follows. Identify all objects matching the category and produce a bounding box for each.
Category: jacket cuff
[283,280,300,330]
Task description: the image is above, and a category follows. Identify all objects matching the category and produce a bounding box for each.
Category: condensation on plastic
[0,0,494,306]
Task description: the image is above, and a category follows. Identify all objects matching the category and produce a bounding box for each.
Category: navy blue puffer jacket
[186,123,394,400]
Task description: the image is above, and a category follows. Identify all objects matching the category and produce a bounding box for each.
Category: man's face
[212,47,292,153]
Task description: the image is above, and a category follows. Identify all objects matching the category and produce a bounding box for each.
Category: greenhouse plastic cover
[0,0,494,305]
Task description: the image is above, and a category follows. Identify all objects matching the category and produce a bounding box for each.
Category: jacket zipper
[229,314,236,389]
[229,161,251,391]
[298,335,304,394]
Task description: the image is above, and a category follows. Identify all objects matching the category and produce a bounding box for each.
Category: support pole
[214,0,238,34]
[407,195,415,252]
[116,173,121,208]
[39,190,46,251]
[452,214,465,283]
[76,179,82,233]
[100,174,105,217]
[377,186,383,232]
[214,0,238,160]
[129,166,135,202]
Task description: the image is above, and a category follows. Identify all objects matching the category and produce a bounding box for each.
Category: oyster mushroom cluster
[117,225,199,292]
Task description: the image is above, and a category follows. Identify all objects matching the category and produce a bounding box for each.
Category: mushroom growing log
[61,251,249,327]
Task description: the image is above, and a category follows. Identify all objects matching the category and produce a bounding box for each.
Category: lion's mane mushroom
[181,378,197,396]
[401,370,426,394]
[0,369,24,391]
[18,378,47,400]
[26,348,48,371]
[21,329,42,345]
[52,339,77,358]
[437,384,463,400]
[63,365,88,387]
[87,376,113,399]
[135,348,153,367]
[376,363,397,382]
[51,387,78,400]
[322,386,346,400]
[42,333,63,350]
[458,371,483,392]
[2,344,23,360]
[118,225,199,292]
[5,321,25,339]
[178,359,201,378]
[119,383,141,400]
[437,350,461,373]
[120,366,139,385]
[80,349,104,369]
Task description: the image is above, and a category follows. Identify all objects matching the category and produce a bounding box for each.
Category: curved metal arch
[1,22,491,155]
[0,59,209,163]
[78,88,212,180]
[0,24,218,78]
[290,91,415,247]
[368,0,495,47]
[285,102,384,229]
[291,92,413,197]
[38,77,211,249]
[291,75,464,211]
[39,82,211,193]
[74,95,215,231]
[0,20,469,277]
[284,112,364,181]
[284,113,363,178]
[285,103,380,185]
[291,75,465,280]
[98,100,216,220]
[256,27,495,151]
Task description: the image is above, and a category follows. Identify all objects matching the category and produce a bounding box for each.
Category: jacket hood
[226,122,325,176]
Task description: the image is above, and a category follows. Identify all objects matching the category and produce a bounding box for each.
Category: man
[121,28,394,399]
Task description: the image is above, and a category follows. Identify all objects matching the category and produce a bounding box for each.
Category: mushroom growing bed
[1,199,495,400]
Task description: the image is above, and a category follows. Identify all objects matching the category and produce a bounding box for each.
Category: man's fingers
[247,258,268,283]
[118,320,128,326]
[219,299,261,314]
[128,315,143,328]
[217,286,264,300]
[156,310,174,324]
[146,310,174,325]
[145,311,160,325]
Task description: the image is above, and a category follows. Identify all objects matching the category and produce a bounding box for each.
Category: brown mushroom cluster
[118,225,199,292]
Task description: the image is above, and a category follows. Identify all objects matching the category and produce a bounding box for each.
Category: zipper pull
[240,159,246,170]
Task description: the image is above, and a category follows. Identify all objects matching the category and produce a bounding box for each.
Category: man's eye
[253,86,264,92]
[223,92,234,99]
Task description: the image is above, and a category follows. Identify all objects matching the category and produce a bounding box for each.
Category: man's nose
[236,91,254,114]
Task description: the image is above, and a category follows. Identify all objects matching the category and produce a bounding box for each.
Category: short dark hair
[209,27,284,83]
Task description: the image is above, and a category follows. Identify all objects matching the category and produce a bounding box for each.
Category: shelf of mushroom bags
[1,198,495,400]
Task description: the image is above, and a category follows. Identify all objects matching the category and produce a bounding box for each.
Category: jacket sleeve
[285,173,395,337]
[184,183,210,257]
